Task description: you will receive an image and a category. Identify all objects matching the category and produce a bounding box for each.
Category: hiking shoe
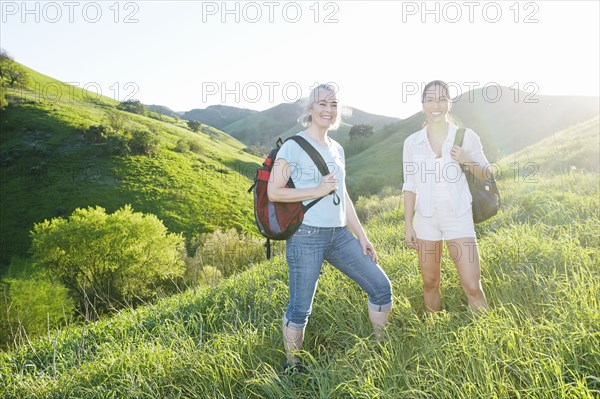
[283,361,307,374]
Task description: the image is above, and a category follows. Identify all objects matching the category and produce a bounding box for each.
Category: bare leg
[446,238,488,311]
[417,239,443,312]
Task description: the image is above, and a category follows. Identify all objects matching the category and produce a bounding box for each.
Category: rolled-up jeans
[283,224,393,329]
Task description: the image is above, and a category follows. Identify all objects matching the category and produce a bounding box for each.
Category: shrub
[1,276,75,347]
[105,133,131,155]
[174,139,190,153]
[194,228,264,277]
[85,124,114,143]
[129,129,160,155]
[189,140,203,154]
[105,110,128,132]
[30,205,185,317]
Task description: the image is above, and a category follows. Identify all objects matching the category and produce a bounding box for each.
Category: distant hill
[147,104,180,119]
[0,63,262,270]
[345,88,599,196]
[222,102,303,146]
[222,102,401,147]
[181,105,258,130]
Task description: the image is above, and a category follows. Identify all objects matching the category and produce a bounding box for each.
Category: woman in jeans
[403,80,489,313]
[268,84,393,371]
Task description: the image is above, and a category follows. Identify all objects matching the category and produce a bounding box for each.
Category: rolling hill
[0,63,262,270]
[221,101,401,147]
[181,105,258,130]
[146,104,180,119]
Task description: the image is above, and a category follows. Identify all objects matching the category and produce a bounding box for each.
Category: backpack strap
[454,128,466,147]
[285,135,341,210]
[453,128,470,174]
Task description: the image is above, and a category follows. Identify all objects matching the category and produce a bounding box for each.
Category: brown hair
[421,80,461,127]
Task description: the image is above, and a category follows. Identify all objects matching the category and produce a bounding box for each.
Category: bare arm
[403,190,418,250]
[267,157,337,203]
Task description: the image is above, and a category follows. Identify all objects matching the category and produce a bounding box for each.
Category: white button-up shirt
[402,124,491,218]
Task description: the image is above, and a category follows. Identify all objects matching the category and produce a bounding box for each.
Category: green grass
[0,64,262,267]
[1,171,598,398]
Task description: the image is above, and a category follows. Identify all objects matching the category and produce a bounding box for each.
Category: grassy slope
[0,64,262,268]
[499,116,600,176]
[1,123,599,398]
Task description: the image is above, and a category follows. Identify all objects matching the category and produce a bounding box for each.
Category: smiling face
[309,88,338,130]
[422,83,450,125]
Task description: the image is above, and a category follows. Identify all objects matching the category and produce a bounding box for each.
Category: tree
[0,49,28,90]
[30,205,185,317]
[349,124,375,140]
[117,99,146,115]
[187,120,202,132]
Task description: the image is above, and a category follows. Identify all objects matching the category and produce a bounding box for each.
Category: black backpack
[248,136,339,258]
[454,128,501,223]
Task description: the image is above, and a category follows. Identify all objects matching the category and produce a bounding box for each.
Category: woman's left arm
[345,191,378,262]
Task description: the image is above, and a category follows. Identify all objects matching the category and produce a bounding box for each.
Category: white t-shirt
[402,124,491,217]
[275,131,347,227]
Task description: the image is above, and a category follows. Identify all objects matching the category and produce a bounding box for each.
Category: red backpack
[248,135,339,259]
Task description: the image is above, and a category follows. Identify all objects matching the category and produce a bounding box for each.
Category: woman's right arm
[403,191,418,250]
[267,157,337,203]
[402,137,419,250]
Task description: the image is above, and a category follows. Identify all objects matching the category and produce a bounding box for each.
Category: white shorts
[414,200,476,241]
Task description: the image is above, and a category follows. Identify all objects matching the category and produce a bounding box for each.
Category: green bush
[84,124,114,143]
[1,276,75,348]
[129,130,160,156]
[105,133,130,155]
[188,140,203,154]
[174,139,190,153]
[105,110,128,132]
[30,205,185,317]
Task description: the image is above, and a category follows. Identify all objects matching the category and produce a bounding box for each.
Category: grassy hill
[1,121,598,397]
[222,102,401,147]
[0,64,262,269]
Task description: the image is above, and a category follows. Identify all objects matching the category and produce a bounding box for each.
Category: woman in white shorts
[402,80,490,313]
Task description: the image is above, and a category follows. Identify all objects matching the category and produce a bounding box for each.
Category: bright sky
[1,0,599,118]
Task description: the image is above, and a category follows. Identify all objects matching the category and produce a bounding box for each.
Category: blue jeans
[283,224,393,329]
